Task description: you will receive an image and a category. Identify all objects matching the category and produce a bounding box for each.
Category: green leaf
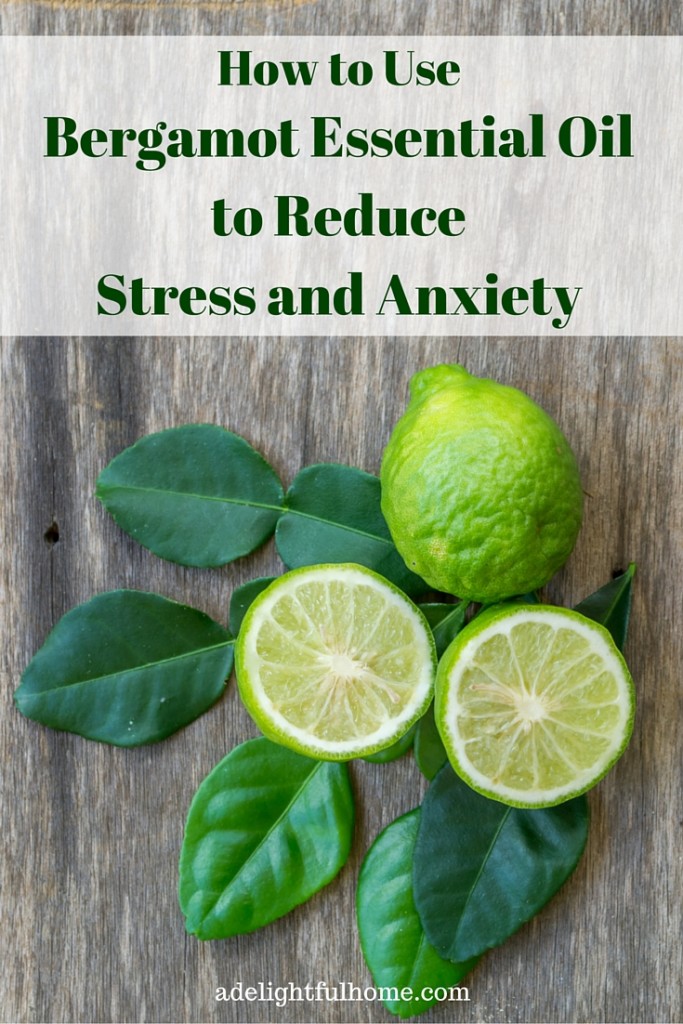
[362,722,417,764]
[420,600,467,656]
[275,464,426,597]
[574,563,636,650]
[96,425,284,567]
[413,765,589,962]
[179,737,354,939]
[357,809,479,1018]
[413,704,447,781]
[229,576,276,636]
[412,602,466,780]
[15,590,233,746]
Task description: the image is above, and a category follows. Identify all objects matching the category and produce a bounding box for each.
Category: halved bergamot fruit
[235,563,436,761]
[435,604,635,808]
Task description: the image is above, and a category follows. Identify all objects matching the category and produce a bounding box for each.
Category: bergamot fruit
[380,364,583,602]
[435,604,635,807]
[235,563,436,761]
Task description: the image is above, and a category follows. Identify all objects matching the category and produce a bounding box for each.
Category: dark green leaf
[413,704,447,781]
[179,737,354,939]
[510,591,541,604]
[420,604,455,627]
[413,765,589,961]
[357,809,479,1018]
[574,563,636,650]
[15,591,232,746]
[420,600,467,656]
[229,576,276,636]
[275,464,426,597]
[362,722,417,764]
[96,425,284,567]
[412,602,466,781]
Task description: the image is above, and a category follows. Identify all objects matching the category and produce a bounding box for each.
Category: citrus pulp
[235,563,436,761]
[435,604,635,807]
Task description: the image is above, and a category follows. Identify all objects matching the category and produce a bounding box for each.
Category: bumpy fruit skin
[380,365,583,602]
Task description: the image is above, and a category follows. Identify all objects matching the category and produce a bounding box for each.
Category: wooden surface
[2,5,682,1024]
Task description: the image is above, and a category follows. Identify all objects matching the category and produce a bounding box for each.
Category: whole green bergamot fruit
[380,365,583,602]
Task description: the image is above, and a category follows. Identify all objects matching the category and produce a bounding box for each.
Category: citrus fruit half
[380,364,584,602]
[435,604,635,807]
[235,563,436,761]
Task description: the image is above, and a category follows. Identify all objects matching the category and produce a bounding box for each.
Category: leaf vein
[198,761,331,925]
[454,808,511,947]
[98,481,284,512]
[20,639,233,699]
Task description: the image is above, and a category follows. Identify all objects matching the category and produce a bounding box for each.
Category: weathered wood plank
[2,336,682,1023]
[2,0,682,36]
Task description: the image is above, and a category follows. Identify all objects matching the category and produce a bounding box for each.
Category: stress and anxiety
[96,271,582,329]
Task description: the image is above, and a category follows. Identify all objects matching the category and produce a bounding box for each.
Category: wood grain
[2,337,681,1024]
[2,0,683,36]
[2,4,682,1024]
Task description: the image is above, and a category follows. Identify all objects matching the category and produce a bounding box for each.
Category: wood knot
[44,521,60,545]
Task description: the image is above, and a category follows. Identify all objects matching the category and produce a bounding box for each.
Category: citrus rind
[380,364,584,603]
